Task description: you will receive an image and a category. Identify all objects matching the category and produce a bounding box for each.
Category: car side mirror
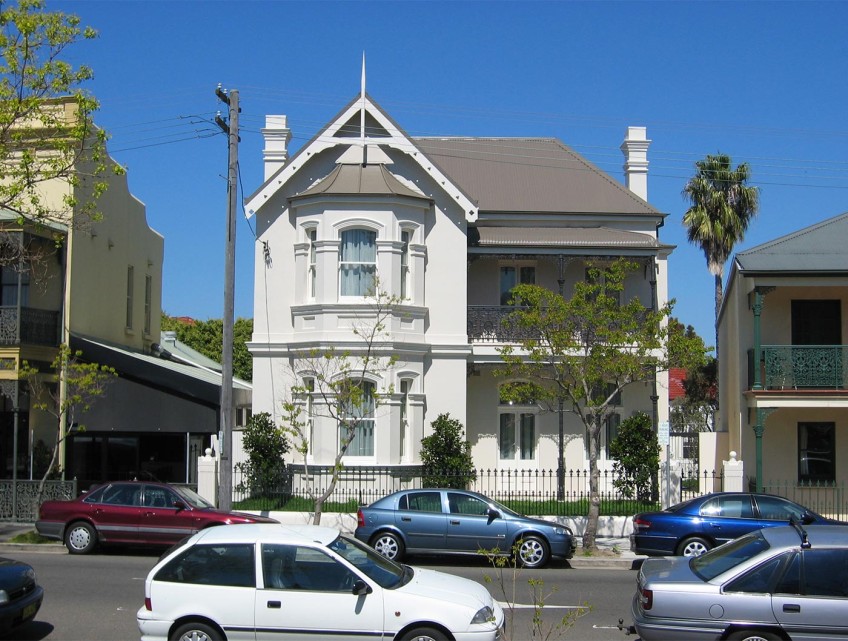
[487,507,501,524]
[173,500,187,511]
[352,579,372,596]
[802,512,815,525]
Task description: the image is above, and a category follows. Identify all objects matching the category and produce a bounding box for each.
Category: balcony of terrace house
[0,306,61,347]
[748,345,848,392]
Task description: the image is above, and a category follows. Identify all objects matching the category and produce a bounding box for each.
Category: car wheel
[370,531,404,561]
[516,535,550,569]
[65,521,97,554]
[726,630,781,641]
[170,622,223,641]
[677,536,711,557]
[398,627,449,641]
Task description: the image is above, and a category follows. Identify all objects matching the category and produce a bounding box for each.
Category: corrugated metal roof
[736,212,848,273]
[470,226,663,249]
[292,163,430,202]
[412,137,660,216]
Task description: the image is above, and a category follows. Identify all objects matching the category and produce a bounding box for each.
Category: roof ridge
[740,211,848,255]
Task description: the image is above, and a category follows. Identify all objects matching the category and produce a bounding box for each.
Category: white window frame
[400,229,411,301]
[399,378,411,461]
[498,408,537,464]
[307,228,317,300]
[339,228,377,298]
[340,380,376,460]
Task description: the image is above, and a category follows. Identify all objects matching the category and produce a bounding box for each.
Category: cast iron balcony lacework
[0,307,61,346]
[763,345,847,389]
[467,306,540,343]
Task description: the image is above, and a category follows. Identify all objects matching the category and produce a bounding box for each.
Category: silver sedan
[632,523,848,641]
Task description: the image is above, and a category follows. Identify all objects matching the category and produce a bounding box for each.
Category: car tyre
[516,534,550,569]
[726,630,781,641]
[65,521,97,554]
[370,531,404,561]
[398,626,449,641]
[170,622,223,641]
[677,536,711,557]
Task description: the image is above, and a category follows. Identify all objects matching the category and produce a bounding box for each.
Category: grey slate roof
[735,212,848,273]
[412,137,660,216]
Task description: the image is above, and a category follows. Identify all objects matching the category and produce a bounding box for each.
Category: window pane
[798,422,835,483]
[448,493,489,515]
[155,544,255,587]
[406,491,442,512]
[340,230,377,296]
[499,414,515,459]
[519,266,535,285]
[802,549,848,597]
[520,414,535,459]
[500,267,516,305]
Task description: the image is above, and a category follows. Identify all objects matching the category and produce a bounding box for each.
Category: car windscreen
[691,531,771,581]
[329,534,407,589]
[172,485,215,509]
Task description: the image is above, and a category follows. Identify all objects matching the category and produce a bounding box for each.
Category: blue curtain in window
[340,230,376,296]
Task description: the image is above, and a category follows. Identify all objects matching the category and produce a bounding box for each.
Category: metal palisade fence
[232,465,728,516]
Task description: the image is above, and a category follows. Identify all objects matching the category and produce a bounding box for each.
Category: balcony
[750,345,848,390]
[467,306,538,343]
[0,307,61,347]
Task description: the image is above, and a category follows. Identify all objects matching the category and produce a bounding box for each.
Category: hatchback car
[36,481,277,554]
[137,523,504,641]
[0,557,43,636]
[632,523,848,641]
[631,492,838,557]
[355,488,575,569]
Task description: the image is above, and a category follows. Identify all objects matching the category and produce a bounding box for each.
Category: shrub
[235,412,291,499]
[609,412,659,502]
[420,413,476,488]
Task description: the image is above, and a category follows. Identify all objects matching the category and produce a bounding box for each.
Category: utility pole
[215,85,239,511]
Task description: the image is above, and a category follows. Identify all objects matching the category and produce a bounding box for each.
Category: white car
[137,523,505,641]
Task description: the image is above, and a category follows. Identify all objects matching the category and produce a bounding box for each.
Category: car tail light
[144,597,152,611]
[633,517,651,531]
[357,509,365,528]
[639,587,653,611]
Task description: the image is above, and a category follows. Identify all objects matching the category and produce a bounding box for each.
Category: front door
[256,544,385,641]
[139,484,200,545]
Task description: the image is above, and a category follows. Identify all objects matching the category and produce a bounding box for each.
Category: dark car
[631,492,839,557]
[0,557,43,637]
[632,523,848,641]
[36,481,278,554]
[355,488,575,569]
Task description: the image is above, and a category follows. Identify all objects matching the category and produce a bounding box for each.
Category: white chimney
[262,115,292,180]
[621,126,650,201]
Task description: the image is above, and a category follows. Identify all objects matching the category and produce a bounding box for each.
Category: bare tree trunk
[582,422,601,551]
[36,425,62,508]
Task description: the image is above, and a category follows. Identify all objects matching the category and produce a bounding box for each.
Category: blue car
[631,492,840,557]
[355,488,575,569]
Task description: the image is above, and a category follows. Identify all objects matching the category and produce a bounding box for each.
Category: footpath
[0,521,643,568]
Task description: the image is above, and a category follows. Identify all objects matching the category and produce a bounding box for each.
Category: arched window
[339,229,376,296]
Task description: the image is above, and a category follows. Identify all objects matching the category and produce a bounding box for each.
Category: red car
[36,481,277,554]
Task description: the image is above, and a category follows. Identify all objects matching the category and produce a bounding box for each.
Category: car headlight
[0,590,8,605]
[554,527,569,536]
[471,606,494,625]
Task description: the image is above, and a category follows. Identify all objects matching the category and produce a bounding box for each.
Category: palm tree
[683,154,759,354]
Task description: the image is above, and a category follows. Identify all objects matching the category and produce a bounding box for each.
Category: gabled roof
[413,137,660,217]
[735,212,848,274]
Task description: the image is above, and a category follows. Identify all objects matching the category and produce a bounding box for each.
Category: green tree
[234,412,290,501]
[420,413,476,489]
[496,258,680,551]
[609,412,659,503]
[280,282,399,525]
[21,344,116,503]
[682,153,759,352]
[667,317,710,369]
[161,314,253,382]
[0,0,114,232]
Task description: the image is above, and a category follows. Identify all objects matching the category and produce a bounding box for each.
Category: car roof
[190,523,341,546]
[761,524,848,548]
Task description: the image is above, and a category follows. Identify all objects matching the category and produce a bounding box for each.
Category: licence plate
[22,601,38,620]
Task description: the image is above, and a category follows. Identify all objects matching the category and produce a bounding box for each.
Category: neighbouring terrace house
[713,212,848,508]
[0,98,248,504]
[244,93,673,495]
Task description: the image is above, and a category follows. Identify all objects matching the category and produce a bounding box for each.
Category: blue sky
[51,0,848,347]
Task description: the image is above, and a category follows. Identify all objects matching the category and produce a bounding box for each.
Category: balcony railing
[758,345,848,390]
[467,305,539,343]
[0,306,61,346]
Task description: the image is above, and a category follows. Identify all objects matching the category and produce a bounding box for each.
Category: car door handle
[450,520,460,525]
[783,604,801,613]
[401,516,411,522]
[267,601,281,609]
